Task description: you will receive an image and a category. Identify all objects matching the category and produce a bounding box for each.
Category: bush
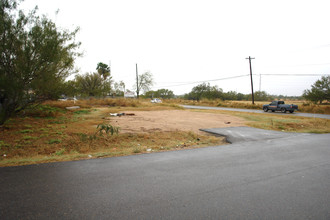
[23,105,63,118]
[48,139,62,144]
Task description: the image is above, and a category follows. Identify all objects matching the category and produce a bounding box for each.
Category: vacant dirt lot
[109,110,246,134]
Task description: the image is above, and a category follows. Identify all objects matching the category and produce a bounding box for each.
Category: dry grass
[0,101,221,167]
[191,109,330,133]
[240,113,330,133]
[2,98,328,167]
[298,102,330,114]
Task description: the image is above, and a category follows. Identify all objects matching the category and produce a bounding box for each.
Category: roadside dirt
[108,110,246,134]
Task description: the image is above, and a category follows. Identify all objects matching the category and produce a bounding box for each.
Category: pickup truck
[263,101,298,113]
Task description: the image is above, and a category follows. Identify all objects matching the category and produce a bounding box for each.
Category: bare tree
[134,71,154,98]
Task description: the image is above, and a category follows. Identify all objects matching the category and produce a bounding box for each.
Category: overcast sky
[20,0,330,96]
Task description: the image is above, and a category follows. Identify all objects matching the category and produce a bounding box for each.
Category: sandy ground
[109,110,246,134]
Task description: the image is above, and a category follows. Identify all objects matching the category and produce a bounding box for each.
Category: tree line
[181,83,295,102]
[181,77,330,103]
[61,65,154,98]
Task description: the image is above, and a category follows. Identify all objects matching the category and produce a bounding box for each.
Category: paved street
[0,127,329,219]
[182,105,330,119]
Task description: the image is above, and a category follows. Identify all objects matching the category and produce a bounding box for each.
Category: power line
[265,62,330,68]
[152,74,249,89]
[259,73,329,76]
[292,63,330,67]
[156,74,253,85]
[151,73,329,91]
[258,73,329,93]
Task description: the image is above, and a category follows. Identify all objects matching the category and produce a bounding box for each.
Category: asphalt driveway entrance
[1,128,329,219]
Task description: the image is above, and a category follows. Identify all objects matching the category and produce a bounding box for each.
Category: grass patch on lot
[238,113,330,133]
[0,102,221,167]
[192,109,330,133]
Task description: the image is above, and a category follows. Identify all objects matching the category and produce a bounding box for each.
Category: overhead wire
[152,73,329,90]
[153,74,249,89]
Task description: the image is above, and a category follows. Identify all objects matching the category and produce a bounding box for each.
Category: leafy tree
[0,0,80,125]
[184,83,209,101]
[194,83,210,100]
[236,92,248,101]
[184,83,223,101]
[134,71,154,98]
[62,80,78,97]
[253,91,273,101]
[222,91,237,101]
[113,80,125,97]
[96,62,112,96]
[96,62,110,80]
[75,72,109,97]
[303,76,330,104]
[145,89,175,99]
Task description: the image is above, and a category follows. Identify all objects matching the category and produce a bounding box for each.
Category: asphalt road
[1,127,329,219]
[182,105,330,119]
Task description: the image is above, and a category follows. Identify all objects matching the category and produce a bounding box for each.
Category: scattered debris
[88,155,92,158]
[3,154,7,157]
[66,106,80,110]
[225,121,231,124]
[109,113,135,117]
[146,149,152,152]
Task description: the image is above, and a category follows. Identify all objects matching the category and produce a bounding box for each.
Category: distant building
[124,91,136,98]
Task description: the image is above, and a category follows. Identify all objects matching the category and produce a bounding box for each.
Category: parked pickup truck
[263,101,298,113]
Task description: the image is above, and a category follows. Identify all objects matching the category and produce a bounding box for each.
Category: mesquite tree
[0,0,81,125]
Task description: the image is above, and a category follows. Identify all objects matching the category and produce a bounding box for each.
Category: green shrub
[96,124,119,136]
[48,139,62,144]
[20,129,34,133]
[55,148,65,156]
[24,104,63,117]
[0,141,10,149]
[23,136,34,140]
[133,147,141,153]
[73,110,90,115]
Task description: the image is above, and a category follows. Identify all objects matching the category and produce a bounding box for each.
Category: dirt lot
[109,110,246,134]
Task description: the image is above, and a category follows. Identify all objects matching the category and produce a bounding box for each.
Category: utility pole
[136,63,139,99]
[109,60,111,97]
[246,56,255,104]
[109,60,111,75]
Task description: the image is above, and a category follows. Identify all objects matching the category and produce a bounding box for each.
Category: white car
[151,98,162,103]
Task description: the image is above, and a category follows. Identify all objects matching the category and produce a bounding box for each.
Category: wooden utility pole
[109,60,111,97]
[136,63,139,98]
[246,56,255,104]
[109,60,111,74]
